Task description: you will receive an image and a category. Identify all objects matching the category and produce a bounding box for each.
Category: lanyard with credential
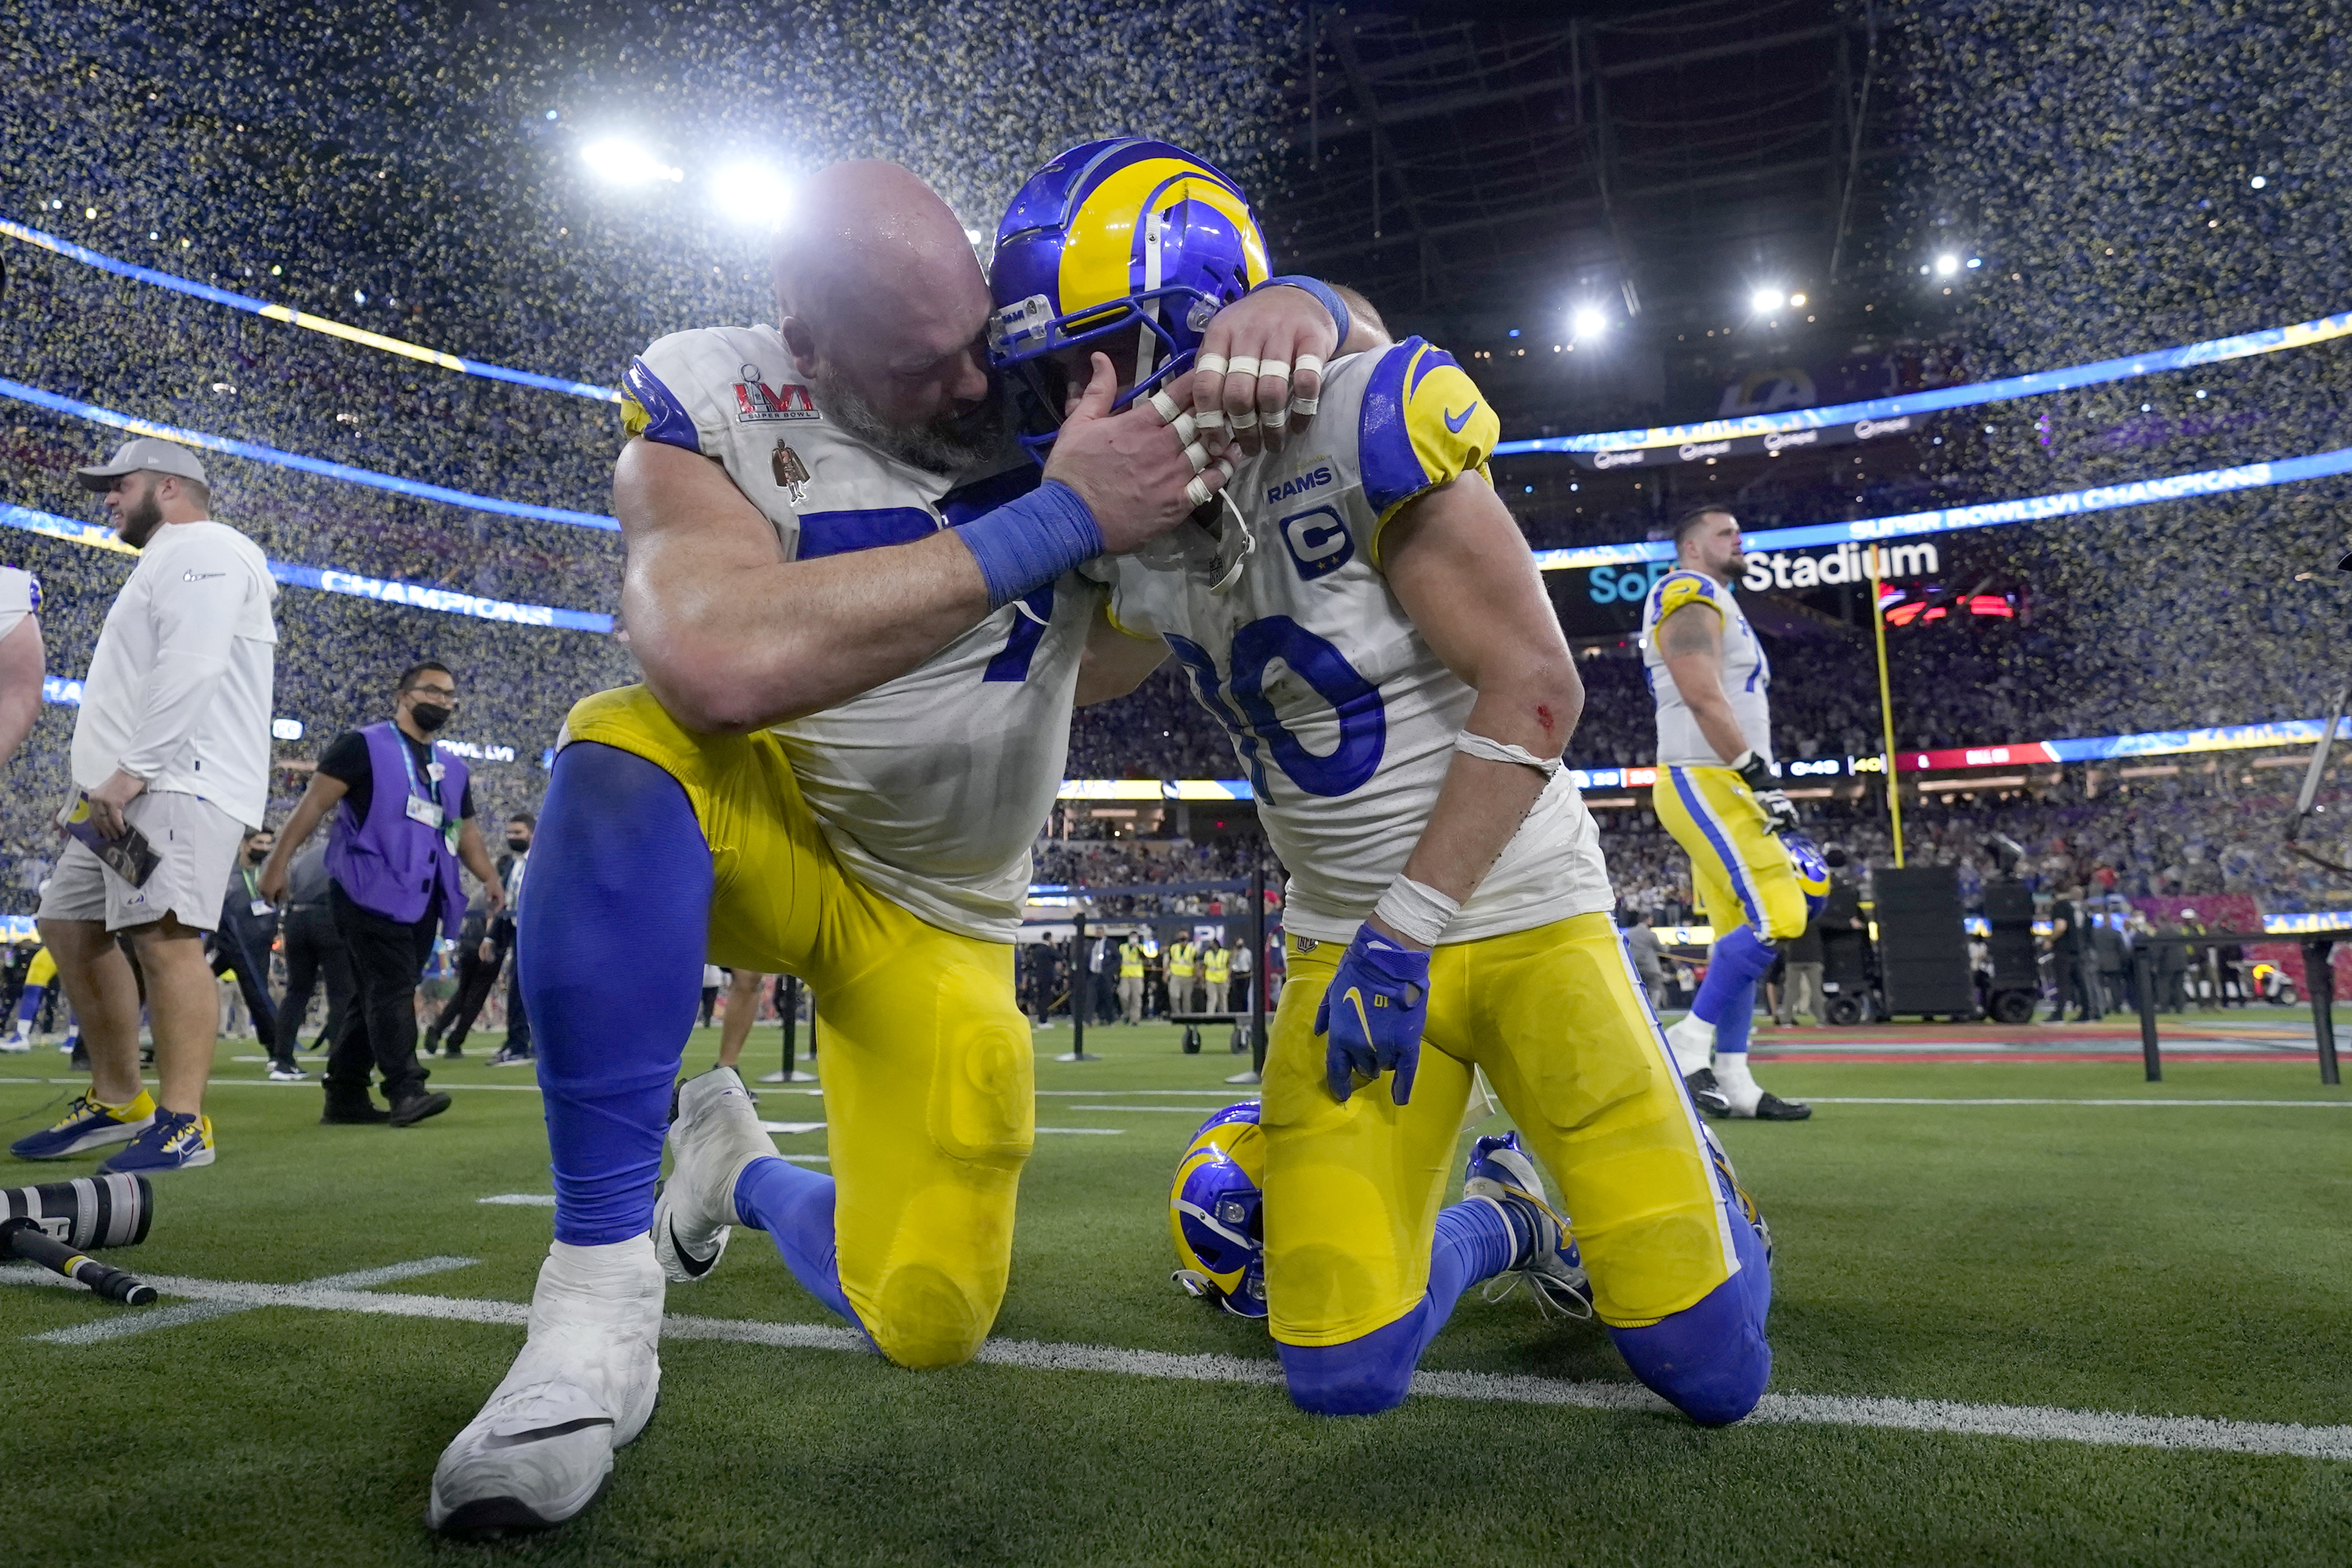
[398,735,462,852]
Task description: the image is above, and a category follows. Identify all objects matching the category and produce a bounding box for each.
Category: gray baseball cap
[75,437,209,491]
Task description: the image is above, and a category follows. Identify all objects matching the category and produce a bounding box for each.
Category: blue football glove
[1314,924,1432,1105]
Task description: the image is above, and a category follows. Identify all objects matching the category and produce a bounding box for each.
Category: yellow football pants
[566,685,1034,1370]
[1651,765,1810,943]
[25,947,56,990]
[1261,912,1743,1346]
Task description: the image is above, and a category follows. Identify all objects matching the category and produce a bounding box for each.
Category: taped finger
[1183,456,1236,508]
[1254,360,1289,383]
[1182,440,1210,475]
[1228,409,1260,431]
[1263,407,1290,432]
[1193,408,1228,432]
[1290,394,1321,417]
[1195,353,1228,378]
[1225,355,1261,380]
[1147,389,1183,426]
[1293,353,1326,379]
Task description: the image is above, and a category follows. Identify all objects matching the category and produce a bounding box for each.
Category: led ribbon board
[1529,446,2352,572]
[1495,308,2352,456]
[1,217,622,404]
[1,503,613,633]
[0,379,619,532]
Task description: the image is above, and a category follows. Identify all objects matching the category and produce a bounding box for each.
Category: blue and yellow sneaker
[1464,1132,1594,1319]
[98,1109,216,1173]
[10,1089,156,1161]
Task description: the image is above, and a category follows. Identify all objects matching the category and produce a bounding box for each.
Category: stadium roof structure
[1264,0,1899,339]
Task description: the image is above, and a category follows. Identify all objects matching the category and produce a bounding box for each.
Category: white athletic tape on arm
[1373,874,1461,949]
[1256,359,1289,381]
[1225,356,1260,380]
[1454,730,1562,778]
[1293,353,1325,378]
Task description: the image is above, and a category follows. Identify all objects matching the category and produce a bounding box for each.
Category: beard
[115,487,166,547]
[810,370,1009,476]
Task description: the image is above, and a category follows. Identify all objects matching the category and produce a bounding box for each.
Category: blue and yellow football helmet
[1169,1100,1268,1320]
[989,137,1271,456]
[1784,833,1832,920]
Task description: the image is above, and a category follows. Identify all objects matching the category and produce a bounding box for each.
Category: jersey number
[1167,616,1385,797]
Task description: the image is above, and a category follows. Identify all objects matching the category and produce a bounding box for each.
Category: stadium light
[1935,254,1960,276]
[1570,305,1608,340]
[710,163,793,227]
[1750,287,1786,314]
[1789,291,1808,307]
[2251,175,2267,189]
[582,138,683,185]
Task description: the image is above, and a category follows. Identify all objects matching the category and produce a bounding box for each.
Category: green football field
[3,1019,2349,1566]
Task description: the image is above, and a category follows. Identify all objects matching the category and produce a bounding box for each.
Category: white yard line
[8,1255,477,1344]
[477,1194,556,1206]
[6,1263,2346,1460]
[1803,1097,2352,1107]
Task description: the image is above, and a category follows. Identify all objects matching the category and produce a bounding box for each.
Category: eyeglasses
[405,687,460,703]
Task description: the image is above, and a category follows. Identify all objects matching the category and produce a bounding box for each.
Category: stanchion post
[2306,938,2339,1087]
[1066,910,1091,1062]
[1249,858,1268,1075]
[2133,944,2162,1083]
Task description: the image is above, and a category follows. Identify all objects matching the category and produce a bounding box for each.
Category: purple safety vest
[324,720,470,934]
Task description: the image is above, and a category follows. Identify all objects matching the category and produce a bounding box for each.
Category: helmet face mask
[988,137,1271,461]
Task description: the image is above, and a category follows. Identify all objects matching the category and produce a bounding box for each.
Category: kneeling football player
[989,143,1775,1420]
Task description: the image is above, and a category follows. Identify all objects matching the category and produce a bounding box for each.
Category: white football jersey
[623,325,1097,941]
[1638,568,1773,768]
[0,566,36,644]
[1098,338,1613,945]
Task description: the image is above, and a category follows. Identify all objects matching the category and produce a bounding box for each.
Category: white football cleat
[651,1065,780,1284]
[427,1236,664,1538]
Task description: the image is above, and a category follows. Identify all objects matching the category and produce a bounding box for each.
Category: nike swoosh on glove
[1314,924,1432,1105]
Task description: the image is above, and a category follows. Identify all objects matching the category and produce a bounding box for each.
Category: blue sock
[521,743,711,1247]
[1280,1198,1519,1415]
[732,1155,863,1330]
[1692,925,1775,1060]
[1608,1162,1773,1426]
[13,985,42,1025]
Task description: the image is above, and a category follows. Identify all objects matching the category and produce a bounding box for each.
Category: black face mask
[408,701,452,732]
[247,846,270,864]
[505,836,531,853]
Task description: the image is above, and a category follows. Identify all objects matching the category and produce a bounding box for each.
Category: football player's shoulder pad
[1355,336,1500,537]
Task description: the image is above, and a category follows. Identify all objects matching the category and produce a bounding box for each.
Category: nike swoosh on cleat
[482,1416,616,1450]
[1443,402,1480,433]
[667,1217,719,1278]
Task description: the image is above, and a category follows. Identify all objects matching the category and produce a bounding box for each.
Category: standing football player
[427,154,1359,1535]
[1640,507,1812,1120]
[999,145,1775,1423]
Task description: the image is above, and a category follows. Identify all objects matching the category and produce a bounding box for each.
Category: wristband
[954,480,1105,609]
[1373,874,1460,949]
[1256,275,1352,350]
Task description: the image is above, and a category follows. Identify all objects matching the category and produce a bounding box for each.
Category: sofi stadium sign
[1586,541,1940,604]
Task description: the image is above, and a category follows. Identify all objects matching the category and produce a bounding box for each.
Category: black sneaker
[486,1048,533,1068]
[388,1087,453,1127]
[321,1098,392,1125]
[1682,1067,1730,1117]
[442,1045,465,1060]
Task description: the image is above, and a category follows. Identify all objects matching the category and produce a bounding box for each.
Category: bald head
[773,161,983,343]
[772,161,997,470]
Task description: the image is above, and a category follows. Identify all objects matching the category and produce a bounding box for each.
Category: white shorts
[37,789,243,934]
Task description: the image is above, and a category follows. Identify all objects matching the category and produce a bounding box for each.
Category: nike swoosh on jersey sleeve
[1356,337,1503,543]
